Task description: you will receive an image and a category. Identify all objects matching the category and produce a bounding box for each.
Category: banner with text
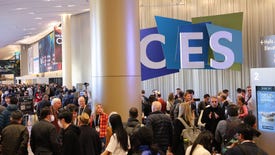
[141,12,243,81]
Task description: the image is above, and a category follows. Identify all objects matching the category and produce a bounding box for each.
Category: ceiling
[0,0,90,59]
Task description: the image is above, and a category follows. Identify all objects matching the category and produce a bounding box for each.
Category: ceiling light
[28,12,35,15]
[54,5,62,8]
[23,27,36,31]
[14,8,27,11]
[34,17,43,20]
[67,4,75,7]
[82,8,90,12]
[43,0,55,2]
[48,21,60,27]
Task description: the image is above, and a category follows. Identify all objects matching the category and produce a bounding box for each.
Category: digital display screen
[256,86,275,132]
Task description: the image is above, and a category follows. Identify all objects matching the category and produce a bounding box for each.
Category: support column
[61,14,72,89]
[90,0,141,120]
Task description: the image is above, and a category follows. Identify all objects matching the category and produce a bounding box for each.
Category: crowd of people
[0,83,268,155]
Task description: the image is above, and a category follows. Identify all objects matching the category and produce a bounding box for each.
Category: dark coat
[146,111,173,151]
[1,123,29,155]
[30,120,60,155]
[172,118,185,155]
[79,125,101,155]
[202,105,224,134]
[0,104,18,130]
[61,124,81,155]
[125,118,141,136]
[225,142,268,155]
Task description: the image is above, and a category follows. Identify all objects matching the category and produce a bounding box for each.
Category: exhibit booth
[250,68,275,154]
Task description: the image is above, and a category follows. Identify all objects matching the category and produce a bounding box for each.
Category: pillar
[61,14,72,89]
[90,0,141,121]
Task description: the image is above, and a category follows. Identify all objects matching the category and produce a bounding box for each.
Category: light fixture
[14,8,27,11]
[67,4,75,7]
[23,27,36,31]
[28,12,35,15]
[34,17,43,20]
[54,5,62,8]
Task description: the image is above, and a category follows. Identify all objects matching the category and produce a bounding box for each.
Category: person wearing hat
[78,112,102,155]
[1,110,29,155]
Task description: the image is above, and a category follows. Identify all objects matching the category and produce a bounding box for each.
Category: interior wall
[70,12,92,88]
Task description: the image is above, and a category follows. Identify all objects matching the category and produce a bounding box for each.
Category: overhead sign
[141,12,243,81]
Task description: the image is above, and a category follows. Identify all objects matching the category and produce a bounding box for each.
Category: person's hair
[241,89,246,94]
[131,126,161,155]
[42,94,49,100]
[237,123,254,140]
[186,89,194,95]
[129,107,138,118]
[66,104,78,113]
[203,94,210,99]
[238,96,245,104]
[178,91,184,98]
[148,95,157,103]
[168,92,175,103]
[109,114,128,151]
[141,90,145,94]
[190,130,213,155]
[223,89,229,94]
[176,88,181,91]
[10,96,18,105]
[184,92,192,98]
[151,101,162,112]
[10,110,23,121]
[58,110,73,123]
[237,88,242,93]
[246,85,251,89]
[40,107,51,119]
[243,114,256,127]
[157,92,161,97]
[51,98,61,106]
[227,104,239,117]
[78,96,87,105]
[220,93,227,100]
[78,112,90,125]
[179,102,193,125]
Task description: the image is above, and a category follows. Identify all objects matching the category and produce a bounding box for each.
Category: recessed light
[35,17,43,20]
[54,5,62,8]
[67,4,75,7]
[28,12,35,15]
[43,0,55,2]
[82,8,90,12]
[14,8,27,11]
[23,27,36,31]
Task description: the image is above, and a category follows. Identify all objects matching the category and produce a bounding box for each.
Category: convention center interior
[0,0,275,155]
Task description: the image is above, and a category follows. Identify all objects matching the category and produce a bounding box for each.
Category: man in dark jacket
[146,101,173,154]
[125,107,142,136]
[58,110,81,155]
[37,94,51,119]
[1,110,29,155]
[78,112,101,155]
[202,96,224,135]
[225,123,268,155]
[30,107,60,155]
[0,96,18,131]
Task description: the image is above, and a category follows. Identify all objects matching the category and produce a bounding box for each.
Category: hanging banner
[141,12,243,81]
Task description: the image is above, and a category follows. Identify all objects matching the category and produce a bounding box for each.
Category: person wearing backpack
[125,107,142,136]
[215,104,242,153]
[172,102,195,155]
[131,126,164,155]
